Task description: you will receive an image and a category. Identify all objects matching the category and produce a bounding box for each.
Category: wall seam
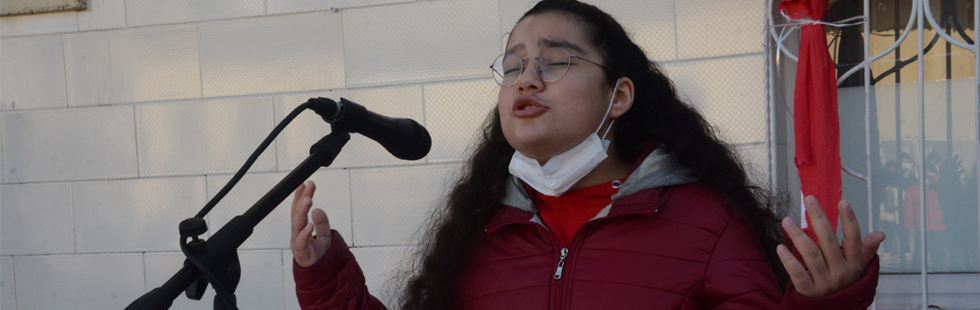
[672,0,679,61]
[60,34,69,109]
[11,256,18,310]
[132,104,140,178]
[196,23,204,99]
[348,168,355,247]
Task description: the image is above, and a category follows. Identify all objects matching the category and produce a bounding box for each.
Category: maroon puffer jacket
[294,150,879,310]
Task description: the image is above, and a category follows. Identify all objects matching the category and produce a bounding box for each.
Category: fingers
[293,222,314,252]
[838,200,863,266]
[291,181,305,207]
[804,196,844,268]
[290,181,317,239]
[861,231,886,267]
[777,244,814,293]
[311,208,331,239]
[782,216,830,279]
[291,196,312,239]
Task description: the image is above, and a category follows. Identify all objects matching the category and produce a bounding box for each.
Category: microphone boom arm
[125,130,351,310]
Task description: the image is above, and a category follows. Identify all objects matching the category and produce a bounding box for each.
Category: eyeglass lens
[491,48,572,86]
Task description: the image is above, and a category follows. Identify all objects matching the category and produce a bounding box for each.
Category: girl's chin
[510,143,558,160]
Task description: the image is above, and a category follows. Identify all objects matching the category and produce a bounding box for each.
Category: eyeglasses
[490,47,616,87]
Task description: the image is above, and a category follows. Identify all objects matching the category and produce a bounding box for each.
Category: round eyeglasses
[490,47,616,87]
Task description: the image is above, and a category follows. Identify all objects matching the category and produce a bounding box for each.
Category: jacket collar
[490,147,696,230]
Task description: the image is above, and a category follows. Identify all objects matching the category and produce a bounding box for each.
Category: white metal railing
[763,0,980,309]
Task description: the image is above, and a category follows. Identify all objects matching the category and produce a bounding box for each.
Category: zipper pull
[554,248,568,280]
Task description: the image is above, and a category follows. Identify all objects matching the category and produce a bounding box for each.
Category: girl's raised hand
[290,181,333,268]
[777,196,886,297]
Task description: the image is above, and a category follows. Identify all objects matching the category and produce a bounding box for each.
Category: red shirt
[532,180,622,247]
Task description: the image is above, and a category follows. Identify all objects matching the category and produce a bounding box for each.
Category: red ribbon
[780,0,842,242]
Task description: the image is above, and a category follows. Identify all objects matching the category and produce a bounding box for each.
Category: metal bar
[769,3,779,204]
[764,0,776,199]
[974,0,979,294]
[917,1,928,307]
[837,0,920,84]
[863,1,875,308]
[843,165,866,180]
[921,0,974,50]
[767,5,800,62]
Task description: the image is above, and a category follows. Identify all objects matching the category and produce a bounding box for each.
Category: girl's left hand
[777,196,886,297]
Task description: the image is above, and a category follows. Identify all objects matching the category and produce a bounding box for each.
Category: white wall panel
[349,246,413,308]
[274,86,424,169]
[498,0,535,44]
[282,251,300,310]
[664,55,765,144]
[424,79,498,163]
[136,97,276,177]
[206,169,351,250]
[343,0,500,87]
[72,177,207,253]
[14,253,144,310]
[125,0,264,27]
[0,183,74,256]
[350,164,455,246]
[0,34,67,110]
[64,31,112,107]
[676,0,764,59]
[77,0,126,31]
[198,12,345,98]
[108,24,201,103]
[3,105,138,182]
[1,256,14,310]
[144,250,285,310]
[0,11,78,37]
[238,250,287,310]
[584,0,676,61]
[142,252,214,310]
[267,0,413,15]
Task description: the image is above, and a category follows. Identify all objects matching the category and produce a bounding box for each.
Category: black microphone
[307,97,431,160]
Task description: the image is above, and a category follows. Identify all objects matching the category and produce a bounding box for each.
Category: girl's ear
[609,77,634,118]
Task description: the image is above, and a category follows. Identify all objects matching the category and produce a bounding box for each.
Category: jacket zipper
[514,202,657,310]
[553,248,568,279]
[551,207,657,310]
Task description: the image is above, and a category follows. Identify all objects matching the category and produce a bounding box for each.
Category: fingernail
[777,244,789,255]
[840,202,852,212]
[783,217,796,228]
[805,196,816,205]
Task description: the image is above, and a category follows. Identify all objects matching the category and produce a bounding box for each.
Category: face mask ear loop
[596,78,622,138]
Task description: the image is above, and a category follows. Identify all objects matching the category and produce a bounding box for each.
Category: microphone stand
[125,129,351,310]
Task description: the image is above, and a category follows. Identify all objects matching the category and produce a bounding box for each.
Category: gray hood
[501,147,697,214]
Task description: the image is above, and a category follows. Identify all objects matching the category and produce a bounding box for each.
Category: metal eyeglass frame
[490,47,618,87]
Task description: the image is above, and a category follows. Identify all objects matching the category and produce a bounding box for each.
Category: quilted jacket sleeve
[702,215,784,309]
[292,230,388,310]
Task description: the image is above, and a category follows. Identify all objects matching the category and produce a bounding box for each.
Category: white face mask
[508,79,621,197]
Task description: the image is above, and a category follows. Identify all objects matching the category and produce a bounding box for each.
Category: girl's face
[498,13,615,162]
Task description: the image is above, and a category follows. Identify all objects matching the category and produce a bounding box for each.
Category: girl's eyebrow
[505,38,588,55]
[538,38,586,55]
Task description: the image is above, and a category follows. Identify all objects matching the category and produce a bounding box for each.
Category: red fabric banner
[779,0,842,242]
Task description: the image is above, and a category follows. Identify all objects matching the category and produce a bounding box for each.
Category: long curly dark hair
[399,1,787,309]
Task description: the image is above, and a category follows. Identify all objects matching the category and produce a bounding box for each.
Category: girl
[290,1,885,309]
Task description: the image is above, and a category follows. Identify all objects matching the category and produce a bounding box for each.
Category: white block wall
[0,0,767,309]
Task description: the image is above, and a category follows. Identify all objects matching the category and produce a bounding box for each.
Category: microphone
[307,97,431,160]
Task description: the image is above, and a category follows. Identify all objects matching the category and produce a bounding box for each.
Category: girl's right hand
[290,181,333,268]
